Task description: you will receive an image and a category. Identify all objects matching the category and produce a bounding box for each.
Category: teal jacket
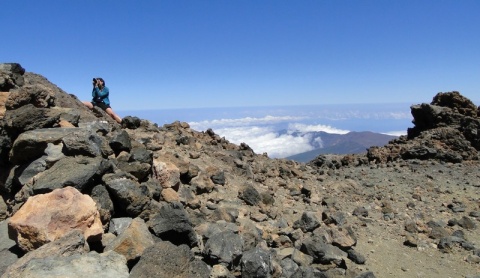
[92,86,110,105]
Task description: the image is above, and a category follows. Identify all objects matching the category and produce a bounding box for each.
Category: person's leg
[83,101,93,109]
[105,108,122,124]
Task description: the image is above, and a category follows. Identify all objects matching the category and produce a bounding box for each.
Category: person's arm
[93,87,109,100]
[96,87,109,99]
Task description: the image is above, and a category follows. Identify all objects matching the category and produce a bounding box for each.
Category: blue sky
[3,1,480,111]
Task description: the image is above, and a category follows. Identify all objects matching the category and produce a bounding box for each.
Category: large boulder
[3,229,88,277]
[9,128,75,165]
[8,187,103,252]
[0,63,25,91]
[147,202,197,247]
[203,230,244,266]
[4,251,129,278]
[241,247,272,278]
[109,130,132,154]
[5,84,55,110]
[3,104,64,138]
[61,128,111,157]
[103,174,150,217]
[32,156,110,194]
[129,241,210,278]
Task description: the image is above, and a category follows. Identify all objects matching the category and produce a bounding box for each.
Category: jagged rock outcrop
[309,91,480,167]
[1,63,479,277]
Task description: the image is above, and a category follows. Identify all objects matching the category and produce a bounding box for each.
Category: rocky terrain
[0,63,480,278]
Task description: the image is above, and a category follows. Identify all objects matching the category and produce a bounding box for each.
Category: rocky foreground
[0,63,480,278]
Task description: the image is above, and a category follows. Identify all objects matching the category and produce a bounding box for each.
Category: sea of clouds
[124,103,413,158]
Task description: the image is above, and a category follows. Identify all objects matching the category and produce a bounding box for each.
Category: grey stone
[108,218,133,236]
[129,241,210,278]
[322,211,347,226]
[239,185,261,206]
[241,247,272,278]
[15,155,47,187]
[3,105,65,139]
[121,116,141,129]
[438,236,465,252]
[458,216,476,229]
[280,258,299,278]
[147,202,197,247]
[0,248,20,277]
[0,220,16,251]
[90,184,114,226]
[116,160,151,181]
[109,130,131,154]
[300,235,347,265]
[355,271,377,278]
[211,206,240,223]
[130,147,152,164]
[103,174,149,217]
[142,179,162,201]
[196,221,239,241]
[291,266,327,278]
[4,230,88,277]
[33,156,109,194]
[61,128,106,157]
[211,171,225,185]
[9,128,75,165]
[4,251,129,278]
[44,142,65,167]
[204,230,243,266]
[429,226,449,239]
[78,120,111,135]
[293,211,321,233]
[452,230,465,239]
[347,248,366,264]
[292,249,313,266]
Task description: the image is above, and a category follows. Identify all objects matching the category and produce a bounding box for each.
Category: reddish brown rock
[161,187,180,203]
[152,159,180,189]
[105,218,154,265]
[8,186,103,252]
[0,91,9,119]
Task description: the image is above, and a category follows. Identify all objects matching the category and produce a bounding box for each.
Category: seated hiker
[83,77,122,123]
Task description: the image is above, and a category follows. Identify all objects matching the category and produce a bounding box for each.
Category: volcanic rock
[7,187,103,252]
[129,241,210,278]
[104,217,154,266]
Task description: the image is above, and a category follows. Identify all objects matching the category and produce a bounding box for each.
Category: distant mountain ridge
[287,131,397,162]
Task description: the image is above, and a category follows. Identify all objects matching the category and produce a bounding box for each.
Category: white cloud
[382,130,407,136]
[189,115,306,130]
[215,126,315,158]
[188,108,409,158]
[288,123,350,134]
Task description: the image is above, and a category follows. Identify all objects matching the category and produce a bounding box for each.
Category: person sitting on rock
[83,77,122,123]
